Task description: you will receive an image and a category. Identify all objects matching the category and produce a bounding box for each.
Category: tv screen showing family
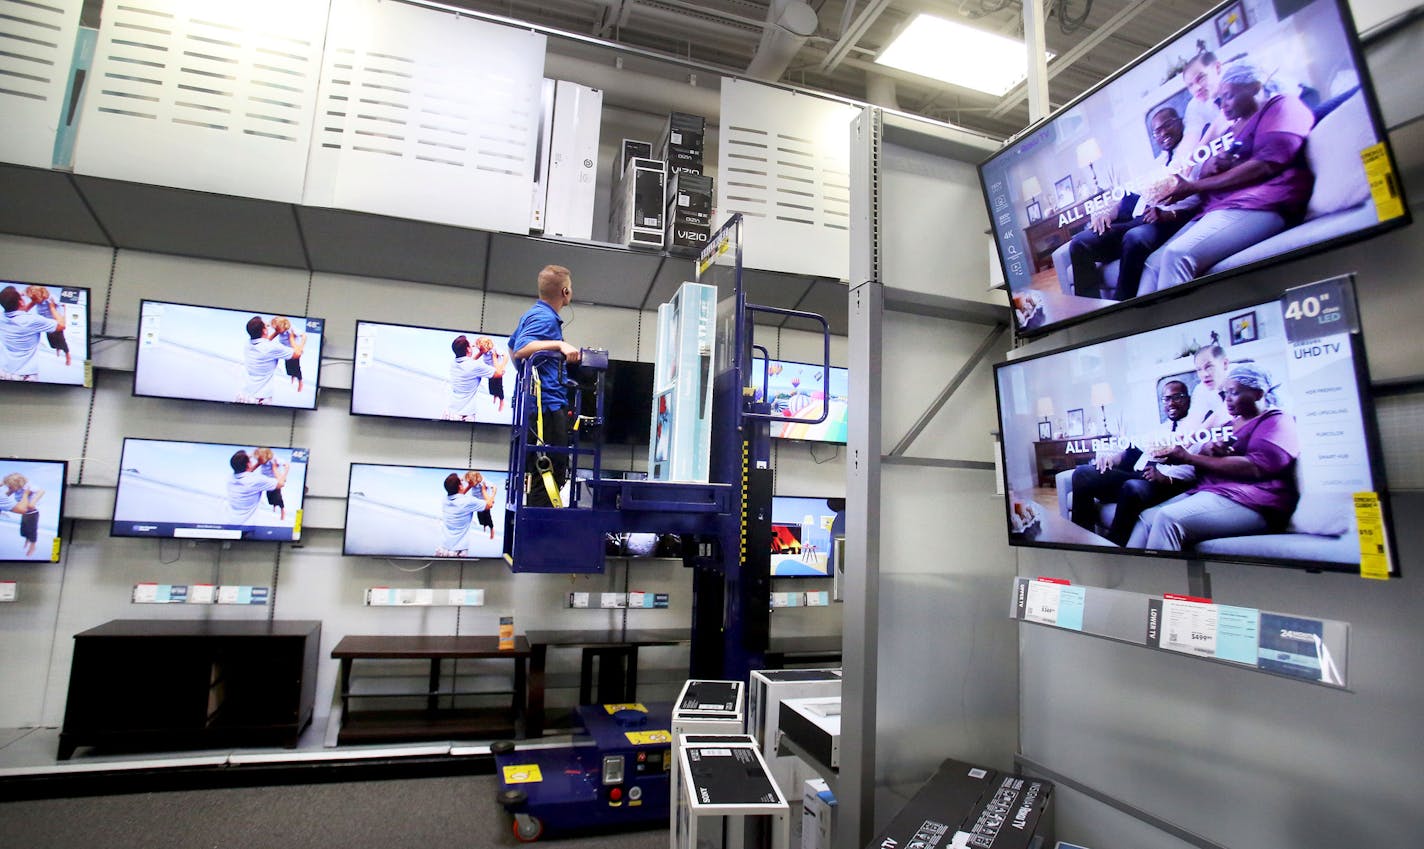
[0,459,66,563]
[1,283,89,386]
[134,301,325,408]
[979,0,1406,335]
[111,438,309,541]
[771,496,842,577]
[351,321,514,425]
[993,285,1389,573]
[343,463,507,559]
[750,359,849,444]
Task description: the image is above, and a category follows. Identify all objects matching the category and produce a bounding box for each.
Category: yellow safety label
[624,730,672,746]
[1353,491,1391,580]
[51,537,62,562]
[502,764,543,784]
[293,509,303,536]
[1361,143,1405,222]
[603,703,647,714]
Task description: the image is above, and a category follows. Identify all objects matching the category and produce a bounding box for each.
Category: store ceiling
[444,0,1221,139]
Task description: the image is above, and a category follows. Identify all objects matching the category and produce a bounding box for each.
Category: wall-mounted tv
[344,463,508,559]
[135,300,324,409]
[351,320,514,425]
[112,438,309,542]
[771,496,843,577]
[993,279,1393,574]
[578,359,655,447]
[979,0,1408,336]
[0,458,66,563]
[751,359,848,444]
[1,283,89,387]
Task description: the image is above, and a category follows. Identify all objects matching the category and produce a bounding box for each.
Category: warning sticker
[1361,143,1405,222]
[1353,491,1392,580]
[502,764,543,784]
[625,730,672,746]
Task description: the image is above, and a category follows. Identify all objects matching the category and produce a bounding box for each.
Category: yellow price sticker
[502,764,543,784]
[603,703,647,714]
[1360,143,1405,222]
[51,537,62,562]
[1353,492,1391,580]
[292,509,303,536]
[625,729,672,746]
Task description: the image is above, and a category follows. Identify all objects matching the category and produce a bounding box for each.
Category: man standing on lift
[509,264,582,507]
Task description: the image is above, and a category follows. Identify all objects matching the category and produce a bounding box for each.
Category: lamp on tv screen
[351,321,514,425]
[751,359,849,444]
[111,438,309,542]
[344,463,508,559]
[134,300,324,409]
[979,0,1408,335]
[1,283,89,387]
[771,496,843,577]
[0,458,67,563]
[993,276,1393,574]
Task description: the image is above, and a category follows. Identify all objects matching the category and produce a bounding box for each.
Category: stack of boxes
[657,111,713,253]
[608,143,665,249]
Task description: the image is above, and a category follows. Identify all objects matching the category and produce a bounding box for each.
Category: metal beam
[819,0,892,73]
[888,323,1006,456]
[1022,0,1052,122]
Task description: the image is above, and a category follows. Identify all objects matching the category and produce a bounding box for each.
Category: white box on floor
[747,669,841,849]
[801,778,835,849]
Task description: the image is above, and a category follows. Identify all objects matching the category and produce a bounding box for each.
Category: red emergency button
[610,787,622,801]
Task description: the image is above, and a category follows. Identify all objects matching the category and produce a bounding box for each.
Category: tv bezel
[342,461,507,560]
[977,0,1411,338]
[0,458,69,564]
[0,282,93,389]
[990,285,1398,576]
[770,493,843,579]
[109,436,310,543]
[131,298,326,411]
[348,318,517,427]
[752,357,849,446]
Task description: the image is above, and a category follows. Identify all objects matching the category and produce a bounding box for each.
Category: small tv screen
[351,320,514,425]
[112,438,309,541]
[979,0,1408,335]
[993,280,1392,574]
[771,496,842,577]
[135,300,325,409]
[0,283,89,386]
[344,463,508,559]
[751,359,849,444]
[578,359,654,447]
[0,458,67,562]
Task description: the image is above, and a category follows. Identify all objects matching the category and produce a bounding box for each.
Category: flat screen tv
[979,0,1408,336]
[751,359,849,444]
[771,496,843,577]
[134,300,325,409]
[0,283,89,386]
[0,458,67,562]
[351,320,515,425]
[577,359,655,447]
[111,438,309,542]
[344,463,508,559]
[993,279,1393,574]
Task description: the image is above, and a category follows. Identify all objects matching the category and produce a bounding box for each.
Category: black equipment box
[868,758,1053,849]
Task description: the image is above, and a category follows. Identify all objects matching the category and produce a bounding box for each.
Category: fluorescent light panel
[875,14,1053,97]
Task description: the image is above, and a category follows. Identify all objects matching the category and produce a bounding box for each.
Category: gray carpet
[0,774,669,849]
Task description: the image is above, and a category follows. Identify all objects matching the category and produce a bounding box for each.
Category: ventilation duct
[745,0,818,81]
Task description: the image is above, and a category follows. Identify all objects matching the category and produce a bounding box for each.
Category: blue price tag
[1281,276,1356,343]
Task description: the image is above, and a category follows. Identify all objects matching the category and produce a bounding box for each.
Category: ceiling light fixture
[874,14,1054,97]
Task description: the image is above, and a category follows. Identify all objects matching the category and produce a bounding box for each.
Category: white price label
[1161,599,1218,657]
[190,584,216,604]
[1023,581,1062,625]
[0,581,15,602]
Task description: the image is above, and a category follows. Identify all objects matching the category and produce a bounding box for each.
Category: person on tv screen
[1,285,66,381]
[436,472,481,556]
[1181,47,1227,152]
[224,449,289,527]
[466,471,498,540]
[270,317,304,393]
[1133,363,1300,551]
[1151,63,1316,290]
[1,472,44,558]
[252,447,286,522]
[477,336,508,413]
[1189,339,1232,428]
[509,264,582,507]
[238,315,303,404]
[444,335,497,421]
[25,286,71,367]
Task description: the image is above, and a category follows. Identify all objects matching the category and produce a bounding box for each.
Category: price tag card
[190,584,216,604]
[1360,142,1405,221]
[1353,491,1393,579]
[628,591,647,608]
[1160,597,1218,657]
[0,581,15,602]
[133,583,158,604]
[217,586,242,605]
[1213,605,1260,665]
[1057,586,1086,631]
[1022,580,1063,626]
[1281,276,1356,343]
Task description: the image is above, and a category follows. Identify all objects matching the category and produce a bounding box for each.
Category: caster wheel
[498,788,528,807]
[491,740,516,756]
[512,813,543,843]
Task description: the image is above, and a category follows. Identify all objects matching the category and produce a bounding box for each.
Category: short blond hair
[25,285,49,303]
[3,473,26,490]
[253,447,275,464]
[537,265,571,300]
[272,316,291,333]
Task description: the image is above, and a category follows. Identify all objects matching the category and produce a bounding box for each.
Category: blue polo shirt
[509,300,567,410]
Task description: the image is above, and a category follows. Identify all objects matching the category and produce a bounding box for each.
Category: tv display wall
[771,496,842,577]
[0,458,66,563]
[980,0,1407,335]
[344,463,508,559]
[352,320,514,425]
[0,283,89,387]
[751,359,849,444]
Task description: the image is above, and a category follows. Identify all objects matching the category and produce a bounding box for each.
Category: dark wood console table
[1033,436,1107,487]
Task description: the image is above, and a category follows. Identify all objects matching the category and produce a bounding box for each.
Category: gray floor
[0,774,669,849]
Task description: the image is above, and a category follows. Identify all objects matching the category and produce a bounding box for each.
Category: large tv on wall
[111,438,309,542]
[993,277,1394,575]
[751,359,849,444]
[0,458,67,563]
[0,283,89,387]
[135,300,325,409]
[344,463,509,560]
[979,0,1408,336]
[351,320,514,425]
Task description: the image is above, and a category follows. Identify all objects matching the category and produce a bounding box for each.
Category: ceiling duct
[865,72,899,109]
[745,0,819,81]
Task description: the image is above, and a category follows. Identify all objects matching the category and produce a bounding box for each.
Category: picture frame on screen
[750,358,849,444]
[771,496,844,577]
[343,463,508,560]
[1,283,90,387]
[111,438,309,542]
[979,0,1409,337]
[0,458,67,563]
[992,275,1396,575]
[351,320,514,425]
[134,300,325,409]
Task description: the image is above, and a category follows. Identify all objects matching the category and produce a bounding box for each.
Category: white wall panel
[717,79,855,281]
[0,0,82,168]
[303,0,545,232]
[73,0,329,202]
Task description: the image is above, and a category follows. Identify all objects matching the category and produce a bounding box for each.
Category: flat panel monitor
[979,0,1408,336]
[0,458,67,562]
[135,300,325,409]
[112,438,309,542]
[578,359,654,446]
[993,281,1393,574]
[351,320,514,425]
[0,283,90,386]
[344,463,508,559]
[771,496,843,577]
[751,359,849,444]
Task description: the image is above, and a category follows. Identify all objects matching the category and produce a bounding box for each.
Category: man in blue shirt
[508,265,582,507]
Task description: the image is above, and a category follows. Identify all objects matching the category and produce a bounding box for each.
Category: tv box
[868,758,1053,849]
[777,696,840,770]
